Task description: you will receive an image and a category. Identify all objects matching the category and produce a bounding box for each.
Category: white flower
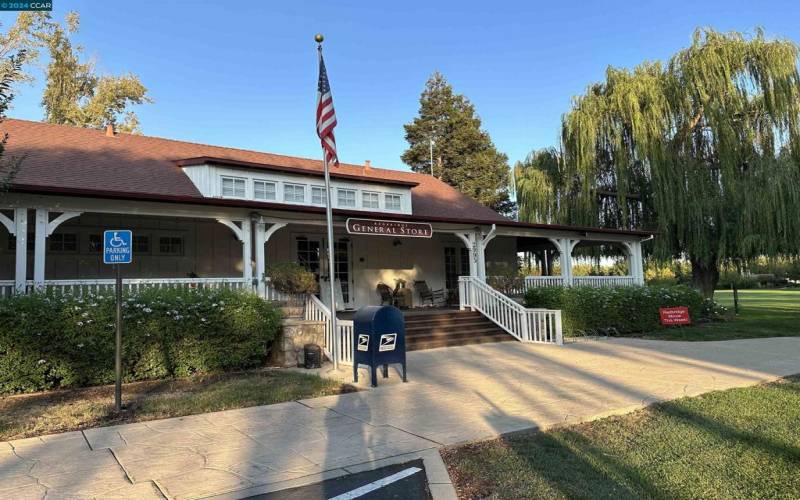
[77,321,84,327]
[77,343,84,348]
[37,359,46,365]
[143,307,152,313]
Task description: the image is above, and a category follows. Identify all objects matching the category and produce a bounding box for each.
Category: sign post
[103,230,133,412]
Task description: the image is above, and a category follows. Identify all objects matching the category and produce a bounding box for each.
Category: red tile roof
[1,118,508,223]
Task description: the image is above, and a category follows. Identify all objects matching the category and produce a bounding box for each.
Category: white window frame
[283,183,306,203]
[311,185,327,205]
[253,179,277,201]
[221,176,247,198]
[384,193,402,211]
[362,191,380,209]
[337,188,357,208]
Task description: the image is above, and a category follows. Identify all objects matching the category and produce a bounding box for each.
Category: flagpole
[317,35,339,371]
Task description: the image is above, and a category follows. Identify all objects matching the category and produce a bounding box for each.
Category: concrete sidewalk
[2,337,800,499]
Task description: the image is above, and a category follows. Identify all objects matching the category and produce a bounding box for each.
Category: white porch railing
[459,276,562,344]
[263,278,303,302]
[573,276,637,287]
[486,276,527,296]
[0,277,252,297]
[304,293,353,366]
[523,276,566,288]
[0,280,15,297]
[523,275,638,289]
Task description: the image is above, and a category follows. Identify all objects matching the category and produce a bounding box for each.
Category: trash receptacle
[303,343,322,369]
[353,305,407,387]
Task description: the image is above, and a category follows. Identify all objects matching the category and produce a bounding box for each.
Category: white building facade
[0,119,651,308]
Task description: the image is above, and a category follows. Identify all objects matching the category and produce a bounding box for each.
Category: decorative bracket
[0,211,14,235]
[481,224,497,248]
[47,211,82,236]
[263,222,287,243]
[217,218,244,242]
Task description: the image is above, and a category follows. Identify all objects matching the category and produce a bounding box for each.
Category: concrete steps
[404,310,514,351]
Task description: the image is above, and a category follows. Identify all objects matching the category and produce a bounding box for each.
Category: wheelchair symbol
[109,232,125,248]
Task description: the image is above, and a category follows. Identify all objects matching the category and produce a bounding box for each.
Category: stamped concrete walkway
[2,337,800,499]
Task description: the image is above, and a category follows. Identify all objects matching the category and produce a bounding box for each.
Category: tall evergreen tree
[402,72,514,214]
[532,28,800,297]
[41,13,151,133]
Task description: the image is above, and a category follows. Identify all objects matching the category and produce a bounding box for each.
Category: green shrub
[265,262,318,295]
[523,285,705,336]
[0,288,282,394]
[717,272,760,289]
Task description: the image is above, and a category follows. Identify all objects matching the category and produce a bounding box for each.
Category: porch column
[454,232,478,277]
[625,240,645,285]
[475,224,497,281]
[33,209,47,290]
[241,219,253,284]
[14,208,27,293]
[32,210,82,290]
[254,222,266,296]
[550,237,578,286]
[253,220,288,297]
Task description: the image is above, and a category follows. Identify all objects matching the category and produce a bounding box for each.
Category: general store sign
[346,218,433,238]
[659,306,691,326]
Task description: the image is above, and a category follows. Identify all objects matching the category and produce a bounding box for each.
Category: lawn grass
[0,370,355,441]
[642,289,800,341]
[442,375,800,500]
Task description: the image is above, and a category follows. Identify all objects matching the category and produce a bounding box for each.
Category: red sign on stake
[659,306,691,326]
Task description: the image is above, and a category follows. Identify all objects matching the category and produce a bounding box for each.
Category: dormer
[175,157,416,215]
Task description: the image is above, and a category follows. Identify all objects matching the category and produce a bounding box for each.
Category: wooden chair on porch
[414,280,447,307]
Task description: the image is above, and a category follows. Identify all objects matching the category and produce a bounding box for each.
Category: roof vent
[364,160,371,171]
[105,123,115,137]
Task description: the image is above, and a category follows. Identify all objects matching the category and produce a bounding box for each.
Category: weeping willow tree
[556,28,800,297]
[514,148,563,223]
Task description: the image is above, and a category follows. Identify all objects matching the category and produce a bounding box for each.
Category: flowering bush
[0,288,282,394]
[523,285,705,336]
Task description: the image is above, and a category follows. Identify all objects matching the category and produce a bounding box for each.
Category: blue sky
[3,1,800,170]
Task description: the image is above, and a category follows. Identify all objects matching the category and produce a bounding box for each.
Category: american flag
[316,50,338,165]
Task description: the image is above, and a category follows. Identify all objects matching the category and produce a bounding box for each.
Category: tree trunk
[544,250,556,276]
[690,257,719,298]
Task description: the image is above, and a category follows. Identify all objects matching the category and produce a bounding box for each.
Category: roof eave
[173,156,420,188]
[7,184,654,237]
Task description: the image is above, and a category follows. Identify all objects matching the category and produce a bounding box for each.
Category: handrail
[304,294,353,365]
[460,276,563,344]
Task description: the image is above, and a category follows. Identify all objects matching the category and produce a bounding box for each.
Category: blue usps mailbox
[103,230,133,264]
[353,305,407,387]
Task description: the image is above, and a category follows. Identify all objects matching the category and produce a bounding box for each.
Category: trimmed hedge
[0,288,282,394]
[523,285,704,336]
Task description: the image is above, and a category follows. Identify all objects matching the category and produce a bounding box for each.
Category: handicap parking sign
[103,230,133,264]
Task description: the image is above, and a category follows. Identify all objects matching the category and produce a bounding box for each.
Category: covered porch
[1,194,648,304]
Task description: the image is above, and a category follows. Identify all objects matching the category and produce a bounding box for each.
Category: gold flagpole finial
[314,34,324,44]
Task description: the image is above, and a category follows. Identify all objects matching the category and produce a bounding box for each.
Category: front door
[295,235,354,308]
[444,246,470,303]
